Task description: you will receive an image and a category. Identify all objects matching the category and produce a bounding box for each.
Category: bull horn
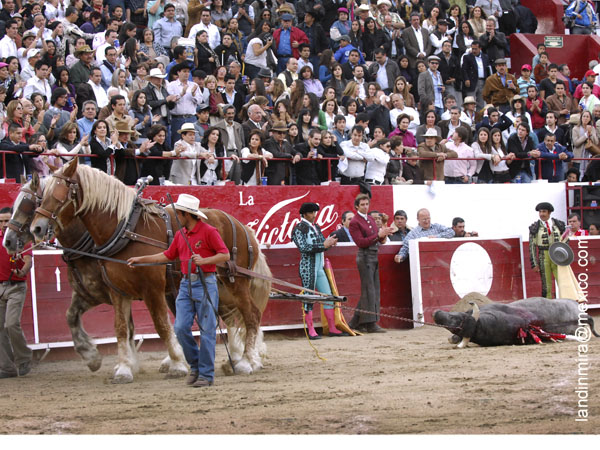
[456,336,470,348]
[469,301,480,321]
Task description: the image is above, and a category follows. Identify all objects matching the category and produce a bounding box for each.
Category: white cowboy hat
[377,0,392,6]
[357,4,370,11]
[145,68,167,80]
[178,123,196,134]
[173,194,208,219]
[423,128,441,141]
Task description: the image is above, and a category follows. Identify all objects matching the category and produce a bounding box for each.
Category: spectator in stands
[263,121,301,185]
[339,125,372,184]
[533,52,550,83]
[507,122,539,182]
[389,210,411,242]
[526,85,548,132]
[153,3,183,51]
[516,0,538,33]
[571,110,598,178]
[517,64,536,97]
[574,71,600,100]
[478,18,508,66]
[559,64,578,95]
[536,111,565,145]
[273,13,309,73]
[483,58,519,113]
[461,41,491,110]
[545,82,579,126]
[578,82,600,113]
[444,126,476,183]
[588,223,600,235]
[565,213,589,236]
[402,12,432,71]
[418,55,445,117]
[536,133,573,182]
[452,217,479,237]
[417,128,457,181]
[565,0,598,35]
[439,106,472,143]
[329,210,355,243]
[394,208,455,263]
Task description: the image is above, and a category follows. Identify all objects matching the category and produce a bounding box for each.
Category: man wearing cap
[482,58,518,113]
[417,128,457,181]
[194,103,211,139]
[334,36,362,66]
[273,12,309,73]
[402,12,432,70]
[529,202,566,298]
[263,121,301,185]
[331,7,351,45]
[573,70,600,100]
[153,3,183,51]
[167,62,203,147]
[429,19,452,55]
[291,202,346,339]
[517,64,536,97]
[461,41,491,110]
[112,120,142,184]
[19,49,42,83]
[144,68,178,128]
[376,0,404,29]
[348,193,394,333]
[460,96,478,128]
[128,194,230,388]
[70,45,96,86]
[419,55,445,117]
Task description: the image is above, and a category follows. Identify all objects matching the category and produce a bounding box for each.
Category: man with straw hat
[143,68,178,129]
[263,121,301,185]
[417,128,457,181]
[70,45,96,86]
[128,194,230,387]
[112,120,145,185]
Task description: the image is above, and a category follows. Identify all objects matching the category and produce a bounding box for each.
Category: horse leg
[66,292,102,372]
[142,291,187,378]
[112,297,136,384]
[127,309,139,374]
[231,281,264,374]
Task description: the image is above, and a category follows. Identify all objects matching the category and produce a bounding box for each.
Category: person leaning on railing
[0,123,43,180]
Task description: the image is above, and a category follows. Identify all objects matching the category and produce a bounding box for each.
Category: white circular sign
[450,242,493,298]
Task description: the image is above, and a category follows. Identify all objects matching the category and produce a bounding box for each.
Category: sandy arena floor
[0,326,598,434]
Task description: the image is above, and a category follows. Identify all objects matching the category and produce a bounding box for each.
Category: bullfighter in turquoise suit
[291,202,346,339]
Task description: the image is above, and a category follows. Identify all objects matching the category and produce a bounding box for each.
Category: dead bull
[433,297,600,348]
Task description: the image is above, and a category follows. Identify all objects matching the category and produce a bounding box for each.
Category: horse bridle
[35,173,81,236]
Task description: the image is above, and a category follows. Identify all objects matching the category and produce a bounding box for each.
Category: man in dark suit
[341,49,370,82]
[461,41,491,110]
[438,41,462,104]
[221,75,244,118]
[479,18,509,67]
[143,68,177,127]
[0,124,42,181]
[401,12,432,70]
[263,121,301,185]
[329,210,355,243]
[242,104,269,145]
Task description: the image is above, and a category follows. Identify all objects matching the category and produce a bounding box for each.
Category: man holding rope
[127,194,229,388]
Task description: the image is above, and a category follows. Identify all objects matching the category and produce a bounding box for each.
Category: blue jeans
[170,115,196,148]
[512,170,533,183]
[173,274,219,381]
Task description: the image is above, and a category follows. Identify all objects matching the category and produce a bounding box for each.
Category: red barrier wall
[510,34,600,80]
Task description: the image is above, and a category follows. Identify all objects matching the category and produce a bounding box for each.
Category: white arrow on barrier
[55,267,61,292]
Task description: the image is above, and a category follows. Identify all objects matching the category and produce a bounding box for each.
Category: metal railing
[1,150,598,184]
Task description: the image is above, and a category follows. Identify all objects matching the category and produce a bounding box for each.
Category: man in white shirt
[167,62,203,147]
[92,19,119,50]
[364,138,391,185]
[444,126,475,183]
[96,29,119,64]
[0,19,18,60]
[353,65,367,100]
[23,60,52,103]
[296,44,313,72]
[389,93,419,133]
[339,125,373,184]
[20,49,41,82]
[277,58,299,93]
[30,13,53,48]
[188,8,220,48]
[87,67,109,108]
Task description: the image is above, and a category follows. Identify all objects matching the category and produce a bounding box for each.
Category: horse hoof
[158,356,171,373]
[165,364,188,379]
[87,357,102,372]
[112,366,134,384]
[233,359,253,375]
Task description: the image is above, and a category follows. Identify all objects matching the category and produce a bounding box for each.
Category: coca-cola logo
[244,192,339,245]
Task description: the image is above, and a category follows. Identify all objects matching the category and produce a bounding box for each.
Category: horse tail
[249,249,271,315]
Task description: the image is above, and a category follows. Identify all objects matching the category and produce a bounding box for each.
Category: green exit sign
[544,36,563,48]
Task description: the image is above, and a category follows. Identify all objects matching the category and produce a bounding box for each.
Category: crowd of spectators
[0,0,599,186]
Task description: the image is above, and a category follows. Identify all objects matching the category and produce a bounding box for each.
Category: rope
[302,307,327,362]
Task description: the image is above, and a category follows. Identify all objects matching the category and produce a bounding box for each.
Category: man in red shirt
[128,194,229,387]
[0,207,33,379]
[348,193,394,333]
[566,213,590,237]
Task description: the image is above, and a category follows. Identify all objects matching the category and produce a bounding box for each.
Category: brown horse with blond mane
[30,158,271,383]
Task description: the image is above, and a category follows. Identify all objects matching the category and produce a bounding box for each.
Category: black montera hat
[299,202,320,215]
[535,202,554,212]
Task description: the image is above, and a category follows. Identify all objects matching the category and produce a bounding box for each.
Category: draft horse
[30,159,272,383]
[3,175,182,377]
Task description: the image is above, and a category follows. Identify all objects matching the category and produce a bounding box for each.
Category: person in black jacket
[140,124,172,185]
[329,210,355,242]
[478,18,509,67]
[506,121,540,182]
[461,41,491,109]
[515,1,538,33]
[438,41,462,103]
[89,119,115,174]
[143,69,177,128]
[263,121,301,185]
[0,124,42,181]
[317,129,344,182]
[298,9,329,69]
[213,33,243,67]
[294,128,322,185]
